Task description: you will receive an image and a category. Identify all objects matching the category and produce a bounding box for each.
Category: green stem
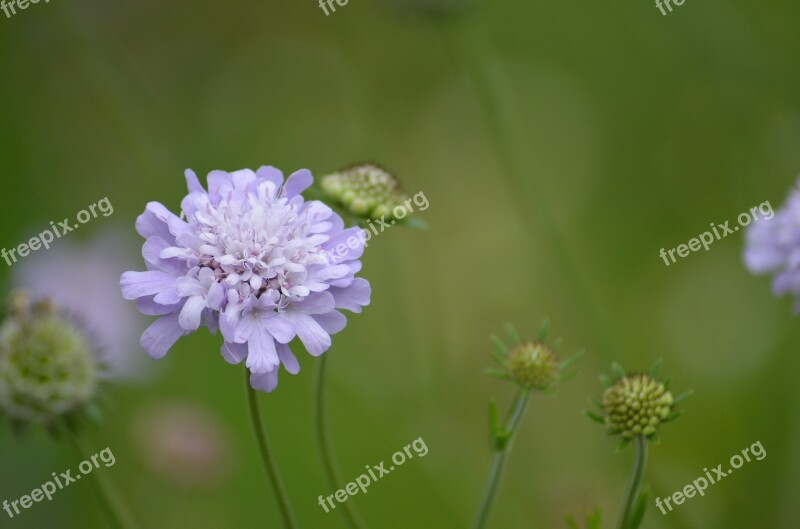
[618,436,648,529]
[471,390,531,529]
[69,434,139,529]
[314,353,367,529]
[245,368,299,529]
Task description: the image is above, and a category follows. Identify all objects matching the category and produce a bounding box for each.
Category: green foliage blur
[1,0,799,527]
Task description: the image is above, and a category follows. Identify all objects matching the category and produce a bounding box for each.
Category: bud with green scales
[602,374,672,438]
[506,342,559,391]
[474,320,583,529]
[587,359,692,448]
[486,319,583,394]
[320,164,409,221]
[0,291,102,429]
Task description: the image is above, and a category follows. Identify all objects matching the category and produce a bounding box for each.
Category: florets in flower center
[182,184,330,303]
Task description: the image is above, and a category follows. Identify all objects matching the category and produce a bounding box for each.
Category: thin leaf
[672,389,694,405]
[397,216,428,230]
[585,410,606,424]
[599,374,613,388]
[650,357,663,379]
[538,318,550,342]
[490,335,509,360]
[560,349,585,370]
[586,507,603,529]
[610,362,626,380]
[551,336,563,352]
[484,368,510,380]
[505,323,520,345]
[617,437,631,452]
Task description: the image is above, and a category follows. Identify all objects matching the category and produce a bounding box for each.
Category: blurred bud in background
[0,292,101,430]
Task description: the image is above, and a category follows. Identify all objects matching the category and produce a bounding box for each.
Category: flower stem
[313,353,367,529]
[618,436,648,529]
[471,390,531,529]
[69,434,139,529]
[245,368,299,529]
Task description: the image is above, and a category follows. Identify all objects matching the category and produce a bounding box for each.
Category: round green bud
[602,374,673,439]
[506,341,559,391]
[0,294,100,425]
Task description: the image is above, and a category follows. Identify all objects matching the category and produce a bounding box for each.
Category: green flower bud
[602,374,673,439]
[506,342,559,391]
[0,292,101,426]
[320,164,408,221]
[487,320,582,393]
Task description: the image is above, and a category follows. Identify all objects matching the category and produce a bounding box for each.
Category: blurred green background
[1,0,799,527]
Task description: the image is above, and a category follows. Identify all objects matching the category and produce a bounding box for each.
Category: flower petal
[221,341,248,365]
[313,310,347,335]
[282,169,313,198]
[136,296,181,316]
[289,291,336,315]
[322,227,366,262]
[246,323,280,374]
[284,312,331,356]
[121,271,177,300]
[185,169,205,194]
[263,313,295,344]
[135,202,177,242]
[329,278,371,313]
[250,369,279,393]
[140,312,184,359]
[277,343,300,374]
[256,166,284,188]
[179,295,207,331]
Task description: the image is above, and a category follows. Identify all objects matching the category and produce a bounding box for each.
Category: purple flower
[121,167,371,392]
[743,182,799,310]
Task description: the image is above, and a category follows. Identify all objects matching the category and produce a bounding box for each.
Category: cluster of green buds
[587,360,691,449]
[319,164,410,221]
[0,291,102,431]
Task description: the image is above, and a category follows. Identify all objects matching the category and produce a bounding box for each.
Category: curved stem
[618,436,648,529]
[245,368,299,529]
[69,434,139,529]
[471,390,531,529]
[314,353,367,529]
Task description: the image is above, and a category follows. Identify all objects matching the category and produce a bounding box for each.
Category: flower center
[185,183,330,302]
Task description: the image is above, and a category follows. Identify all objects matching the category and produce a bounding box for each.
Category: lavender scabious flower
[120,167,371,392]
[743,182,798,310]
